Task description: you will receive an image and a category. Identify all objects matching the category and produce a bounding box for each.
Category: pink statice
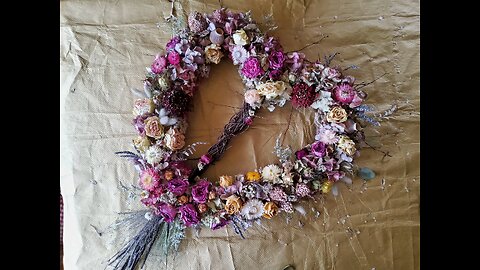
[167,51,181,65]
[151,55,167,74]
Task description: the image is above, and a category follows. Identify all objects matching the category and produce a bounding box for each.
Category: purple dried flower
[151,55,167,74]
[161,88,191,118]
[155,203,177,223]
[311,141,326,157]
[326,171,345,181]
[295,148,309,160]
[179,203,200,227]
[241,57,263,79]
[188,11,208,33]
[211,8,227,23]
[167,179,189,196]
[286,52,305,72]
[211,216,229,230]
[169,161,192,178]
[291,82,316,108]
[166,36,180,51]
[191,180,210,203]
[333,84,355,104]
[269,69,283,80]
[295,183,311,198]
[280,202,294,213]
[268,50,285,70]
[269,187,288,203]
[263,36,283,53]
[200,154,213,165]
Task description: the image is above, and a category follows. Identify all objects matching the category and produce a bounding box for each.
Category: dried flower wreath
[106,4,388,270]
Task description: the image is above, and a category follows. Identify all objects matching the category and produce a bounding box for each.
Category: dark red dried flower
[161,89,192,118]
[291,82,316,108]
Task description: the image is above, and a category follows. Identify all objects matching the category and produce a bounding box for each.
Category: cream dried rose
[164,128,186,150]
[225,195,243,215]
[144,116,164,139]
[337,135,357,156]
[133,136,151,152]
[205,44,224,64]
[263,202,278,219]
[133,98,155,116]
[256,81,288,100]
[232,29,250,46]
[326,106,348,123]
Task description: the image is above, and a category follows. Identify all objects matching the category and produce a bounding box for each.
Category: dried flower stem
[188,103,256,182]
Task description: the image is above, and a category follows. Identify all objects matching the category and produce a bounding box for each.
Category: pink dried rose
[167,51,181,66]
[151,55,167,74]
[241,57,263,79]
[139,168,160,192]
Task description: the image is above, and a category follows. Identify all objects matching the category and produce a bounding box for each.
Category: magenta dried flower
[188,11,208,33]
[179,203,200,227]
[200,154,213,165]
[155,203,177,223]
[268,50,285,70]
[151,55,167,74]
[167,51,181,66]
[311,141,326,157]
[333,84,355,104]
[167,179,189,196]
[191,180,210,203]
[211,215,229,230]
[291,82,316,108]
[241,57,263,79]
[161,88,191,118]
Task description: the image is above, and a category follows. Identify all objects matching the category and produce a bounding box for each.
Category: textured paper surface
[60,0,420,269]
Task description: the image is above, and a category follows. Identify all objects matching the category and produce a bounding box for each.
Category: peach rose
[205,44,224,64]
[133,98,155,116]
[244,89,261,106]
[144,116,164,139]
[225,195,243,215]
[219,175,235,188]
[256,81,289,100]
[326,107,348,123]
[263,202,278,219]
[164,128,186,150]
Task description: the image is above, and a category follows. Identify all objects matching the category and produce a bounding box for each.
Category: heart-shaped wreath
[107,6,384,270]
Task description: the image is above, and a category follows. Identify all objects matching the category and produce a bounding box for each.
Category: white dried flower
[241,199,264,220]
[145,145,164,165]
[261,164,282,183]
